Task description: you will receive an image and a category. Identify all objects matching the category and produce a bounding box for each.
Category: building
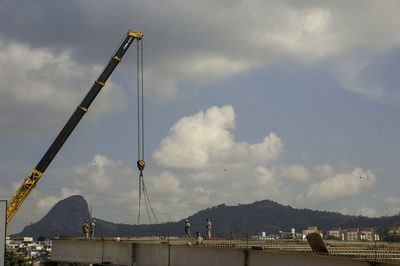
[360,228,379,241]
[345,228,362,241]
[257,232,267,239]
[12,236,34,244]
[388,227,400,235]
[6,236,52,262]
[326,227,344,240]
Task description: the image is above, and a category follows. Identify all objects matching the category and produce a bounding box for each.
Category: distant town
[259,226,400,242]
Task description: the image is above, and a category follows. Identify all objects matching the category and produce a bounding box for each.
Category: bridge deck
[52,237,400,265]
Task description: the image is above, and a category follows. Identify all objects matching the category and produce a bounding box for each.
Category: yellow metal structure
[128,30,143,39]
[95,81,105,87]
[113,56,121,62]
[6,169,43,226]
[78,105,88,112]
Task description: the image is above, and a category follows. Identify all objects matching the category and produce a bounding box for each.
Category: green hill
[15,196,400,239]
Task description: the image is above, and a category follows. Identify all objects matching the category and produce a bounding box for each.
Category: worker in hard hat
[90,219,96,239]
[206,218,212,239]
[184,219,191,238]
[82,220,89,240]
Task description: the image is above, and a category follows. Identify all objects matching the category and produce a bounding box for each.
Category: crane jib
[6,29,143,227]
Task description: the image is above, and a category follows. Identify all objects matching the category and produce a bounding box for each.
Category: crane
[6,29,145,228]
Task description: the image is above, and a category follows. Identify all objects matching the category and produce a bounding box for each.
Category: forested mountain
[15,195,400,239]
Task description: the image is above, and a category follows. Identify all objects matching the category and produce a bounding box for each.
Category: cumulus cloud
[253,166,289,199]
[153,105,283,170]
[151,105,379,212]
[385,197,400,216]
[0,41,127,139]
[301,168,376,201]
[146,105,291,213]
[145,1,400,104]
[278,164,310,181]
[312,164,336,179]
[74,154,135,192]
[2,1,400,105]
[4,103,383,233]
[0,0,399,144]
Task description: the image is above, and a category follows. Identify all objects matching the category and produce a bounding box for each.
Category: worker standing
[184,219,191,238]
[206,218,212,239]
[90,219,96,239]
[82,221,89,240]
[196,232,203,245]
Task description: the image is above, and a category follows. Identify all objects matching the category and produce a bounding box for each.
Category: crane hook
[137,159,145,176]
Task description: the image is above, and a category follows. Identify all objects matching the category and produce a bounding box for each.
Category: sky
[1,0,400,234]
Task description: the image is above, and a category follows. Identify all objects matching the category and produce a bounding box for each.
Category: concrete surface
[51,238,400,266]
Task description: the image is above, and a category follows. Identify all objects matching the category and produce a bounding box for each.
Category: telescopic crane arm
[6,29,143,228]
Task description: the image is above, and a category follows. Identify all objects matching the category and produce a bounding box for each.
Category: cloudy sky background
[1,0,400,234]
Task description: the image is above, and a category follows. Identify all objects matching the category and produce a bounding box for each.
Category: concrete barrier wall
[136,244,169,266]
[103,241,133,265]
[248,251,370,266]
[52,239,103,263]
[170,245,244,266]
[52,239,386,266]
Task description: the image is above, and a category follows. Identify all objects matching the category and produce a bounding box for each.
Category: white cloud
[384,197,400,216]
[150,105,293,208]
[278,164,310,181]
[1,1,400,141]
[152,105,380,213]
[338,208,349,215]
[301,168,376,201]
[356,206,378,218]
[3,100,384,233]
[385,197,400,205]
[145,171,185,198]
[153,105,283,170]
[2,1,400,104]
[0,41,128,139]
[36,187,81,214]
[140,1,400,104]
[74,154,135,192]
[147,105,289,215]
[312,164,336,179]
[254,166,289,198]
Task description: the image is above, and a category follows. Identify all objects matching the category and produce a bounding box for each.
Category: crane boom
[6,29,143,227]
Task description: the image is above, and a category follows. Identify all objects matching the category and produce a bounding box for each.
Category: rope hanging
[134,38,161,236]
[136,38,144,225]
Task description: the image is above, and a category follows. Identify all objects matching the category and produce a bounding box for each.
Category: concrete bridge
[51,237,400,265]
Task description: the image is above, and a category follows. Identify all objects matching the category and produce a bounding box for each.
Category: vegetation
[5,251,29,266]
[326,235,341,241]
[383,234,400,242]
[38,235,47,241]
[14,195,400,238]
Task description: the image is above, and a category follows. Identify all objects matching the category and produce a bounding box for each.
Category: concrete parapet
[51,238,400,266]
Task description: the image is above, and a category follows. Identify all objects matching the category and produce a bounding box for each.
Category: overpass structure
[52,237,400,265]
